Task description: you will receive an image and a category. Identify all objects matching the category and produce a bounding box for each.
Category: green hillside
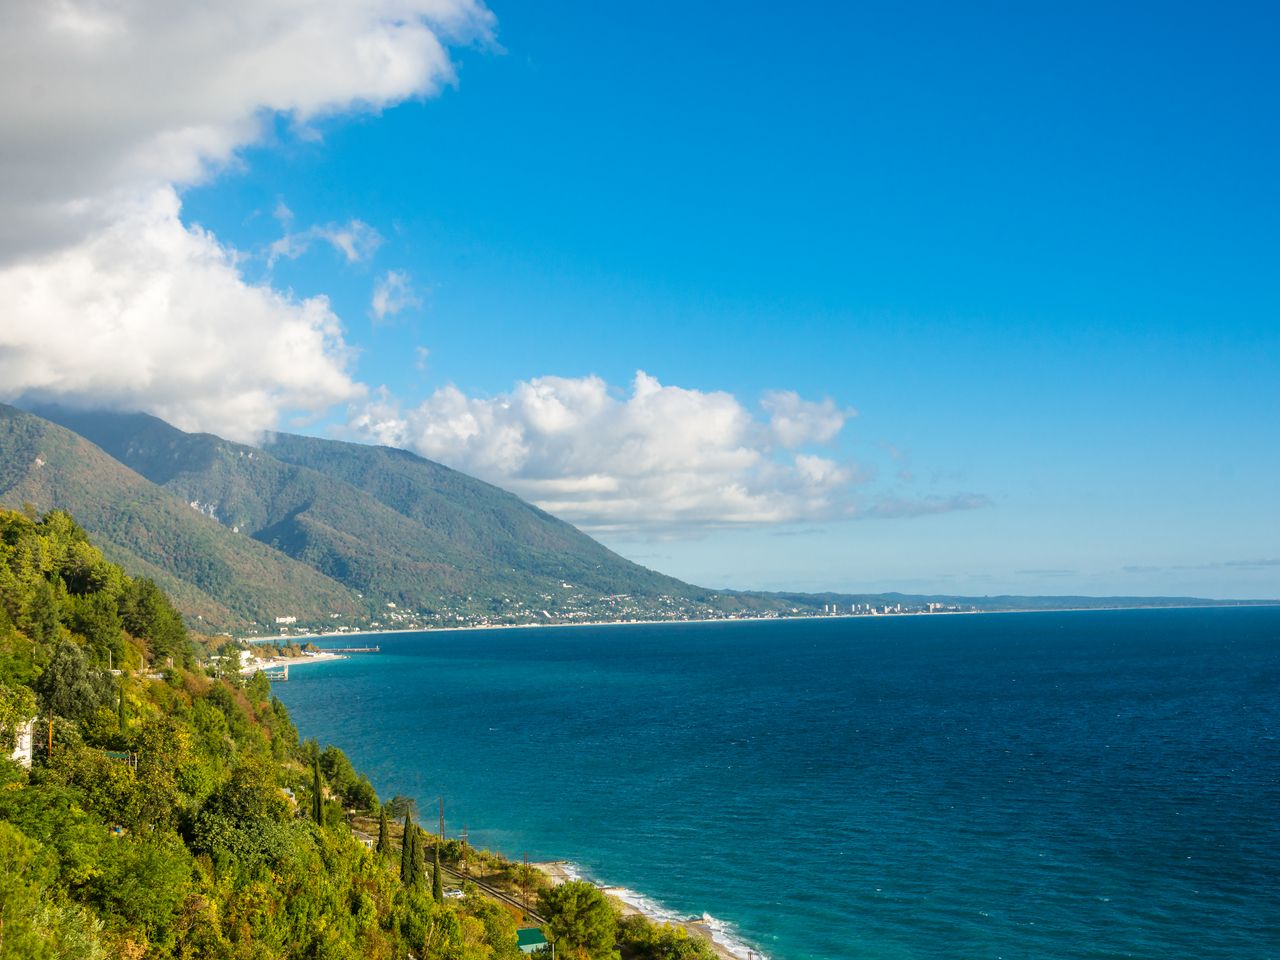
[263,431,700,598]
[0,406,362,631]
[0,508,711,960]
[34,408,738,622]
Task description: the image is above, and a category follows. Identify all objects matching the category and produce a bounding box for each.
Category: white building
[9,717,37,768]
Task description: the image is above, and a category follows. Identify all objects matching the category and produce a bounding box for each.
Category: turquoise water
[274,608,1280,959]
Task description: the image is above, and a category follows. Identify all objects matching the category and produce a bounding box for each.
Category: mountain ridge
[4,405,1266,633]
[21,405,759,628]
[0,404,364,630]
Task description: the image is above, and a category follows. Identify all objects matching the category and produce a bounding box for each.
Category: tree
[311,756,324,823]
[319,743,378,811]
[58,538,119,597]
[376,808,389,856]
[400,812,414,884]
[67,590,123,666]
[246,670,271,704]
[616,916,717,960]
[33,640,111,723]
[119,577,187,667]
[0,821,110,958]
[0,679,37,752]
[412,826,427,890]
[432,839,443,902]
[538,880,618,960]
[22,578,61,645]
[386,794,418,820]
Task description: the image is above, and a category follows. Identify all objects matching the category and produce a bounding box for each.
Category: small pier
[325,645,381,653]
[260,664,289,681]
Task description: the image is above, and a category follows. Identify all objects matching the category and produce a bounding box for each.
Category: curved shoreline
[533,861,767,960]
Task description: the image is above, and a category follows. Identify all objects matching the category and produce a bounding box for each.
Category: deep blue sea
[273,607,1280,960]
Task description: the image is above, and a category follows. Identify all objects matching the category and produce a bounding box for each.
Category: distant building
[275,616,297,625]
[9,717,37,768]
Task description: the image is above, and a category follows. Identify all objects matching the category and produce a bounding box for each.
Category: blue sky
[3,1,1276,597]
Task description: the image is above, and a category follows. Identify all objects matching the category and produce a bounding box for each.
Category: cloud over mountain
[349,371,860,532]
[0,1,980,535]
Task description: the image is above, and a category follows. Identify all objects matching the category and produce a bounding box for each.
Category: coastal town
[247,594,980,640]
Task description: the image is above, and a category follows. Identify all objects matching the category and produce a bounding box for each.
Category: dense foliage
[0,508,518,958]
[0,508,723,960]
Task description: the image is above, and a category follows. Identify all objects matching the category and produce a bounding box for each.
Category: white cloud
[269,219,384,267]
[371,270,422,321]
[0,0,492,432]
[0,1,987,537]
[349,371,862,533]
[0,187,362,442]
[762,390,854,448]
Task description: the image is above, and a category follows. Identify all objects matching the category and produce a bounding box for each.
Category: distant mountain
[261,430,701,598]
[0,405,363,630]
[7,405,1260,633]
[28,406,741,624]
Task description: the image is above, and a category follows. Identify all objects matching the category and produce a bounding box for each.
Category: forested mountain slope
[0,406,362,631]
[34,407,726,616]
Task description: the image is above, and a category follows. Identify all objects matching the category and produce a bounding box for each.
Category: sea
[272,607,1280,960]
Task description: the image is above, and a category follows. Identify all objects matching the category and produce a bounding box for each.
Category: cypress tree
[400,813,413,883]
[412,827,426,889]
[376,808,389,856]
[312,757,324,823]
[432,840,443,902]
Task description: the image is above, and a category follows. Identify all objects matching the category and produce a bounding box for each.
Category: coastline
[240,611,966,645]
[239,600,1277,645]
[532,861,766,960]
[239,651,347,674]
[249,644,765,956]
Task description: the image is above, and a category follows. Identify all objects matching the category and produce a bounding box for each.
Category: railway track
[442,863,546,925]
[351,825,545,924]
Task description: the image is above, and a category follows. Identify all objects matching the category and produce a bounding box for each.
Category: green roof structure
[516,927,548,953]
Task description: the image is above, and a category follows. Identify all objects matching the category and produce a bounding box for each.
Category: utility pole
[438,797,445,839]
[523,851,529,916]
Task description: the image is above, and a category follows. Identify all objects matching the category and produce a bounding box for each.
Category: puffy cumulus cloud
[0,0,491,432]
[0,187,362,442]
[762,390,854,448]
[348,371,860,533]
[0,0,493,263]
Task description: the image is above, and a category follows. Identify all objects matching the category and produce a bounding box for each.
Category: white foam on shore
[557,862,769,960]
